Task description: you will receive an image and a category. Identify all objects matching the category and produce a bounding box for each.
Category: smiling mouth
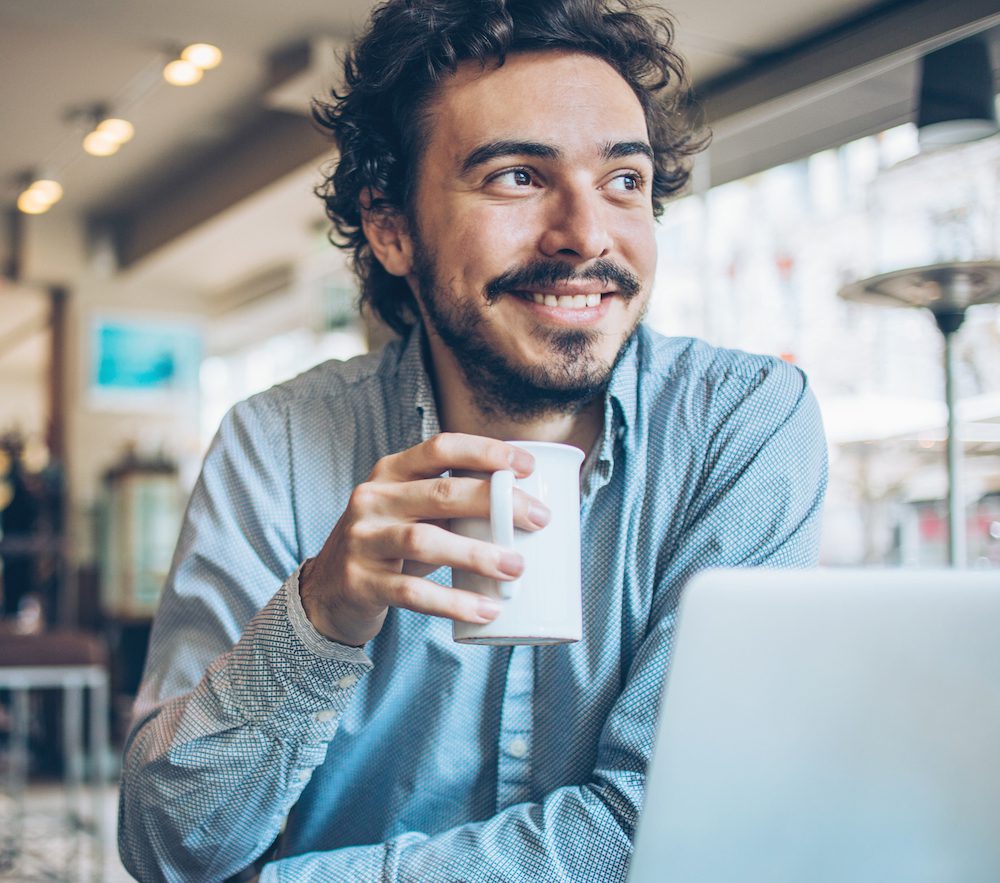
[515,291,606,309]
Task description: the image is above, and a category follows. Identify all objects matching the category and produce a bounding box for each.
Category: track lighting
[163,43,222,86]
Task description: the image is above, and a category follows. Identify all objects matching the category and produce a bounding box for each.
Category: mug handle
[490,469,519,600]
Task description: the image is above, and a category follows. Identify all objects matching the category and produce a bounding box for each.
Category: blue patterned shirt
[119,324,827,882]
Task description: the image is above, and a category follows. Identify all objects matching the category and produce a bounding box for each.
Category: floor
[0,783,132,882]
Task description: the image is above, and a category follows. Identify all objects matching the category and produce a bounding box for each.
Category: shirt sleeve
[118,397,372,883]
[668,356,828,576]
[257,360,829,881]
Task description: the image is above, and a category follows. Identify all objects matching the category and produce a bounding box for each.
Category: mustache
[484,259,642,305]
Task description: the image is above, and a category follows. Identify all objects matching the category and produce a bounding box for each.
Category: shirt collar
[395,324,441,443]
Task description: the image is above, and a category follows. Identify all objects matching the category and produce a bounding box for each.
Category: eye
[607,172,643,192]
[490,168,536,187]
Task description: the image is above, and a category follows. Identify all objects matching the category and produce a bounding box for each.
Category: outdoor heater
[838,261,1000,566]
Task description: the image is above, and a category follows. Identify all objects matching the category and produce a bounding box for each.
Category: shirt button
[506,737,528,759]
[336,673,359,690]
[314,709,336,723]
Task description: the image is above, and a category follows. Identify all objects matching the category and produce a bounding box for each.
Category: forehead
[421,50,649,164]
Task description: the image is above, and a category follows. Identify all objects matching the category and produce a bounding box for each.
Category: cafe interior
[1,0,999,879]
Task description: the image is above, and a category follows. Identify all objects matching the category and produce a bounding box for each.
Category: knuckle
[342,520,372,552]
[430,476,456,506]
[427,433,453,459]
[394,579,421,610]
[399,522,425,555]
[349,481,384,512]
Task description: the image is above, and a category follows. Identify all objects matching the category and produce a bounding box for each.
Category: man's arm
[118,395,548,882]
[118,395,378,882]
[257,362,828,881]
[119,569,372,882]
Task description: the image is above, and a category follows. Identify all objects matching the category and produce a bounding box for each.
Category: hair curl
[313,0,709,336]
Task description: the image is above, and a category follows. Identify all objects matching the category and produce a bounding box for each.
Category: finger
[377,477,549,528]
[403,517,448,576]
[376,522,525,580]
[372,432,535,482]
[384,572,502,624]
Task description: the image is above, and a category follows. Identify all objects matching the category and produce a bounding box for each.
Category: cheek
[449,206,536,269]
[619,215,657,273]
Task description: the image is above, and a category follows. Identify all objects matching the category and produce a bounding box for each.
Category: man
[119,0,827,880]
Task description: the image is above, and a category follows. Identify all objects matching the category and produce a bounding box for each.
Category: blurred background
[1,0,999,879]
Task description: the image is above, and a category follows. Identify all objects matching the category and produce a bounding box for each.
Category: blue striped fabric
[119,323,827,882]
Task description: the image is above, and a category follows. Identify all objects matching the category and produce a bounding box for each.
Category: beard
[411,230,646,422]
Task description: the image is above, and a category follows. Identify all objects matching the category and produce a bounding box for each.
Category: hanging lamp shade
[917,36,998,149]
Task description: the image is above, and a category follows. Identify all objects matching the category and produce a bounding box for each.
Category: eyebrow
[460,140,560,175]
[602,140,654,164]
[459,138,655,176]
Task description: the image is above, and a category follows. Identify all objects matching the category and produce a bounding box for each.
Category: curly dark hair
[313,0,708,336]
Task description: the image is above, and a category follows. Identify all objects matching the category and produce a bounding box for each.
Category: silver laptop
[629,568,1000,883]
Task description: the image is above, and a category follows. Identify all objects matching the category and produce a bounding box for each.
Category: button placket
[495,646,534,810]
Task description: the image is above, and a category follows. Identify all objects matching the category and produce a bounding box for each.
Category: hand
[299,433,550,646]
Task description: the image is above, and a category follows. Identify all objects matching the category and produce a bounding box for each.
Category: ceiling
[0,0,880,213]
[1,0,998,307]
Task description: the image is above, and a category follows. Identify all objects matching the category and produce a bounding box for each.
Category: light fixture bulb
[97,117,135,144]
[181,43,222,70]
[83,129,121,156]
[17,189,52,215]
[30,178,63,204]
[163,58,204,86]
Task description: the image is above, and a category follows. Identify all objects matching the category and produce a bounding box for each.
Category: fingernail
[528,502,551,527]
[508,448,533,474]
[499,549,524,577]
[477,597,502,621]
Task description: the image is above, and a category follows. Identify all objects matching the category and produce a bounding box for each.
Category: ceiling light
[29,177,63,204]
[83,129,121,156]
[17,188,53,215]
[14,171,64,215]
[181,43,222,70]
[163,58,204,86]
[96,117,135,144]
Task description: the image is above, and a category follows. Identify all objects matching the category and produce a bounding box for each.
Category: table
[0,631,110,882]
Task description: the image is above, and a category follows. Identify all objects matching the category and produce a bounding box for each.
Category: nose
[538,184,612,260]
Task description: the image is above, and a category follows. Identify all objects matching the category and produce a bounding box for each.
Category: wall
[21,209,207,565]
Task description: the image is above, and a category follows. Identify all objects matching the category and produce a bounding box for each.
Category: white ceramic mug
[452,441,584,645]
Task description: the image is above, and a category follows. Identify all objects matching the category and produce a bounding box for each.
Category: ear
[360,189,414,277]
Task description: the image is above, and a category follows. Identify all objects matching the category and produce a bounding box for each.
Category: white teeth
[529,292,605,309]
